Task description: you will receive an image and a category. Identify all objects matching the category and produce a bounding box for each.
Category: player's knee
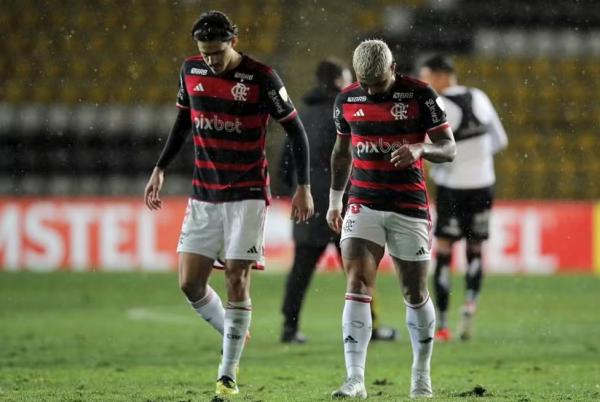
[226,276,250,301]
[226,273,247,292]
[225,265,251,294]
[403,287,428,306]
[346,270,372,295]
[179,278,207,302]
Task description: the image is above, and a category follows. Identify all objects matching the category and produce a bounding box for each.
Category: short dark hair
[420,54,455,73]
[191,10,238,42]
[316,57,348,89]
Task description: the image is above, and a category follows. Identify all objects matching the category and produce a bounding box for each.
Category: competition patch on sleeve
[278,86,289,102]
[435,96,446,111]
[425,98,442,123]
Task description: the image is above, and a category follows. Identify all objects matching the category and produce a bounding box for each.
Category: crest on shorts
[349,204,362,214]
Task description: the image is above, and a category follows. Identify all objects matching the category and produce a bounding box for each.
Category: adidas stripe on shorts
[340,204,431,261]
[177,198,266,268]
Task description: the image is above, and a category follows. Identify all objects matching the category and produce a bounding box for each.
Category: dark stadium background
[1,1,599,401]
[2,0,599,200]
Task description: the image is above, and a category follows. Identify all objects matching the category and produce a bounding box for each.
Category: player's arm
[391,125,455,168]
[422,126,456,162]
[278,137,296,193]
[280,116,314,222]
[264,69,314,222]
[327,94,352,233]
[327,134,352,233]
[144,108,192,210]
[330,133,353,191]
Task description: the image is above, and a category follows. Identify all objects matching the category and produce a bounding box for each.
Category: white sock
[406,295,435,373]
[189,286,225,335]
[342,293,372,380]
[219,299,252,380]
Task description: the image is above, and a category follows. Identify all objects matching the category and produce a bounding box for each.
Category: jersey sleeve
[418,86,448,133]
[262,69,297,123]
[474,88,508,153]
[176,64,190,109]
[333,94,350,135]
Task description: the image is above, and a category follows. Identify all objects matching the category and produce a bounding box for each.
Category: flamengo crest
[390,102,408,120]
[231,82,250,101]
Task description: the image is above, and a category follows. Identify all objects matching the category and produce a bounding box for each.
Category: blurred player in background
[327,40,455,399]
[418,55,508,342]
[143,10,313,397]
[279,58,397,344]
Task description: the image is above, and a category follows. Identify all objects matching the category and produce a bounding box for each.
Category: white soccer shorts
[340,204,431,261]
[177,198,266,269]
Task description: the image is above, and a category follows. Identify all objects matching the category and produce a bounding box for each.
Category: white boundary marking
[126,307,192,325]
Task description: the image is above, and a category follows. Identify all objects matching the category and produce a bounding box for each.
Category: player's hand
[326,208,343,233]
[144,167,165,210]
[291,185,314,223]
[390,143,424,168]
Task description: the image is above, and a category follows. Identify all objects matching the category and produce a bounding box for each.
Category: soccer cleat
[215,375,239,396]
[458,303,476,341]
[434,327,452,342]
[410,369,432,398]
[371,325,398,342]
[331,376,367,399]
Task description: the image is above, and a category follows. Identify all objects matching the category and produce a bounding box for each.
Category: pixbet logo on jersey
[355,138,406,155]
[194,114,242,134]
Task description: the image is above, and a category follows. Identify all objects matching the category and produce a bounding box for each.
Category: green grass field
[1,271,599,401]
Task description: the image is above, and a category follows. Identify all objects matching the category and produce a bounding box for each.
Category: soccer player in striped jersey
[418,55,508,342]
[143,10,313,397]
[327,40,456,399]
[279,58,398,345]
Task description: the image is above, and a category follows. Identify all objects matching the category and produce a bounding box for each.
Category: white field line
[126,307,192,325]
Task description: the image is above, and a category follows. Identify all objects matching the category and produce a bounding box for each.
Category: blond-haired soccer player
[327,40,455,399]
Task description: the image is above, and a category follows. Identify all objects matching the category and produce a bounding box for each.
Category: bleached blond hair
[352,39,393,82]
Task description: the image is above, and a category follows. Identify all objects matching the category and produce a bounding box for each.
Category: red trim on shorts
[212,261,264,271]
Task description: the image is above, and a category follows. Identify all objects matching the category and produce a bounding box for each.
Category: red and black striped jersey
[177,54,297,203]
[333,75,449,220]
